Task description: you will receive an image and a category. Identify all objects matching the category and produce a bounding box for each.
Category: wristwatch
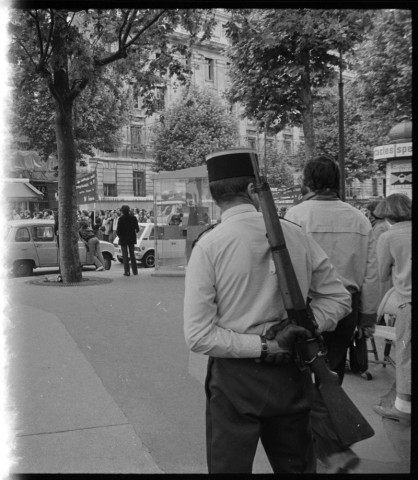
[260,335,268,360]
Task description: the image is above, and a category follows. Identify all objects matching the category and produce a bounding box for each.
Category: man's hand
[263,323,312,365]
[357,326,375,339]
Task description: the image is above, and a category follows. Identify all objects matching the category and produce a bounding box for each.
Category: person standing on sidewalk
[184,150,352,474]
[284,154,379,471]
[372,193,411,425]
[116,205,139,276]
[79,222,105,271]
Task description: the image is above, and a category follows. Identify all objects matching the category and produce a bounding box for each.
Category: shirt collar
[221,203,258,222]
[391,220,411,229]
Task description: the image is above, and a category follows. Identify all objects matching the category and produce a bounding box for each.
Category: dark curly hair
[302,155,340,195]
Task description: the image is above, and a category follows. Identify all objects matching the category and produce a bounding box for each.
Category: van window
[32,226,55,242]
[149,228,154,240]
[15,228,30,242]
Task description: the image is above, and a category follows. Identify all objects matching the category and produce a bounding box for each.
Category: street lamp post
[338,49,346,201]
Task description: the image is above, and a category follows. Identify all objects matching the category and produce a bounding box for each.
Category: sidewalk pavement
[4,266,411,475]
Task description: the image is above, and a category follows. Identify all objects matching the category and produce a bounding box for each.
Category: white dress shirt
[184,204,351,358]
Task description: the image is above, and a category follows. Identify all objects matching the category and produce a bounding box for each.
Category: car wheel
[142,251,155,268]
[13,261,33,277]
[103,253,112,270]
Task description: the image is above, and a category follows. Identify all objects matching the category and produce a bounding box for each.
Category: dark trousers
[121,243,138,275]
[311,292,359,460]
[205,357,316,473]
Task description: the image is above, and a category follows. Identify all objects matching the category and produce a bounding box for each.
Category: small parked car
[7,219,116,277]
[113,222,155,268]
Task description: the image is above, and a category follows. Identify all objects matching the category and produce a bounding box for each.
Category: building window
[265,140,273,151]
[205,58,214,81]
[133,170,146,197]
[104,184,117,197]
[133,95,140,109]
[155,87,165,111]
[225,62,231,84]
[247,137,256,149]
[221,24,228,38]
[372,177,378,196]
[284,141,292,154]
[212,23,220,39]
[131,125,142,151]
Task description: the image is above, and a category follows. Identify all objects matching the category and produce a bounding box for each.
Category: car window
[149,228,154,240]
[32,226,55,242]
[15,228,30,242]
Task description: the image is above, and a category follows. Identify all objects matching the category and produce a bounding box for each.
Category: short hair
[373,194,411,222]
[209,176,254,204]
[302,155,340,194]
[121,205,130,214]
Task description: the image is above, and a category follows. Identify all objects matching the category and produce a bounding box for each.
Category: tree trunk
[300,49,316,162]
[54,89,82,283]
[50,10,82,283]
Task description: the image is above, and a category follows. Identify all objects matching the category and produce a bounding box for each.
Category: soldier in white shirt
[184,150,351,474]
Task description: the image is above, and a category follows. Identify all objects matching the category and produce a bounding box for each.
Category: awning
[4,179,44,201]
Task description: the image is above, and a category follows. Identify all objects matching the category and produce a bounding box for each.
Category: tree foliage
[349,9,412,141]
[314,85,378,182]
[152,85,239,171]
[10,65,130,160]
[8,7,216,282]
[224,9,372,159]
[263,144,294,188]
[313,9,412,182]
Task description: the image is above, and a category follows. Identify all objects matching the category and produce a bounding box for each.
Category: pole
[338,49,346,201]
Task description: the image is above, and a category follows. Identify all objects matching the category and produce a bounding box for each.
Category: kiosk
[373,118,412,199]
[152,165,220,275]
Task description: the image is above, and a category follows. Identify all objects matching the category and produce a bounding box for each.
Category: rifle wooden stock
[249,153,374,445]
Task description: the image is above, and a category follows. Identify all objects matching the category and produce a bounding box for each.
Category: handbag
[349,330,368,374]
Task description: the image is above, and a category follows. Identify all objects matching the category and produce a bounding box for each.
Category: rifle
[249,152,374,446]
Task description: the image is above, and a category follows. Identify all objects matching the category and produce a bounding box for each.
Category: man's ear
[247,182,255,196]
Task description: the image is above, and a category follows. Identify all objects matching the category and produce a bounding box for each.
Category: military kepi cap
[206,149,257,182]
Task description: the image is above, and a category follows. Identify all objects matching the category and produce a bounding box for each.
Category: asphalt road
[7,261,211,473]
[5,260,410,474]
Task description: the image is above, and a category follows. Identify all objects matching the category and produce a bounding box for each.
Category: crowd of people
[76,208,153,244]
[9,207,154,242]
[10,208,55,220]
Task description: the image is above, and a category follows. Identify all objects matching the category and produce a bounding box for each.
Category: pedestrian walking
[284,154,379,471]
[78,221,105,271]
[116,205,139,276]
[184,150,351,474]
[372,194,411,425]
